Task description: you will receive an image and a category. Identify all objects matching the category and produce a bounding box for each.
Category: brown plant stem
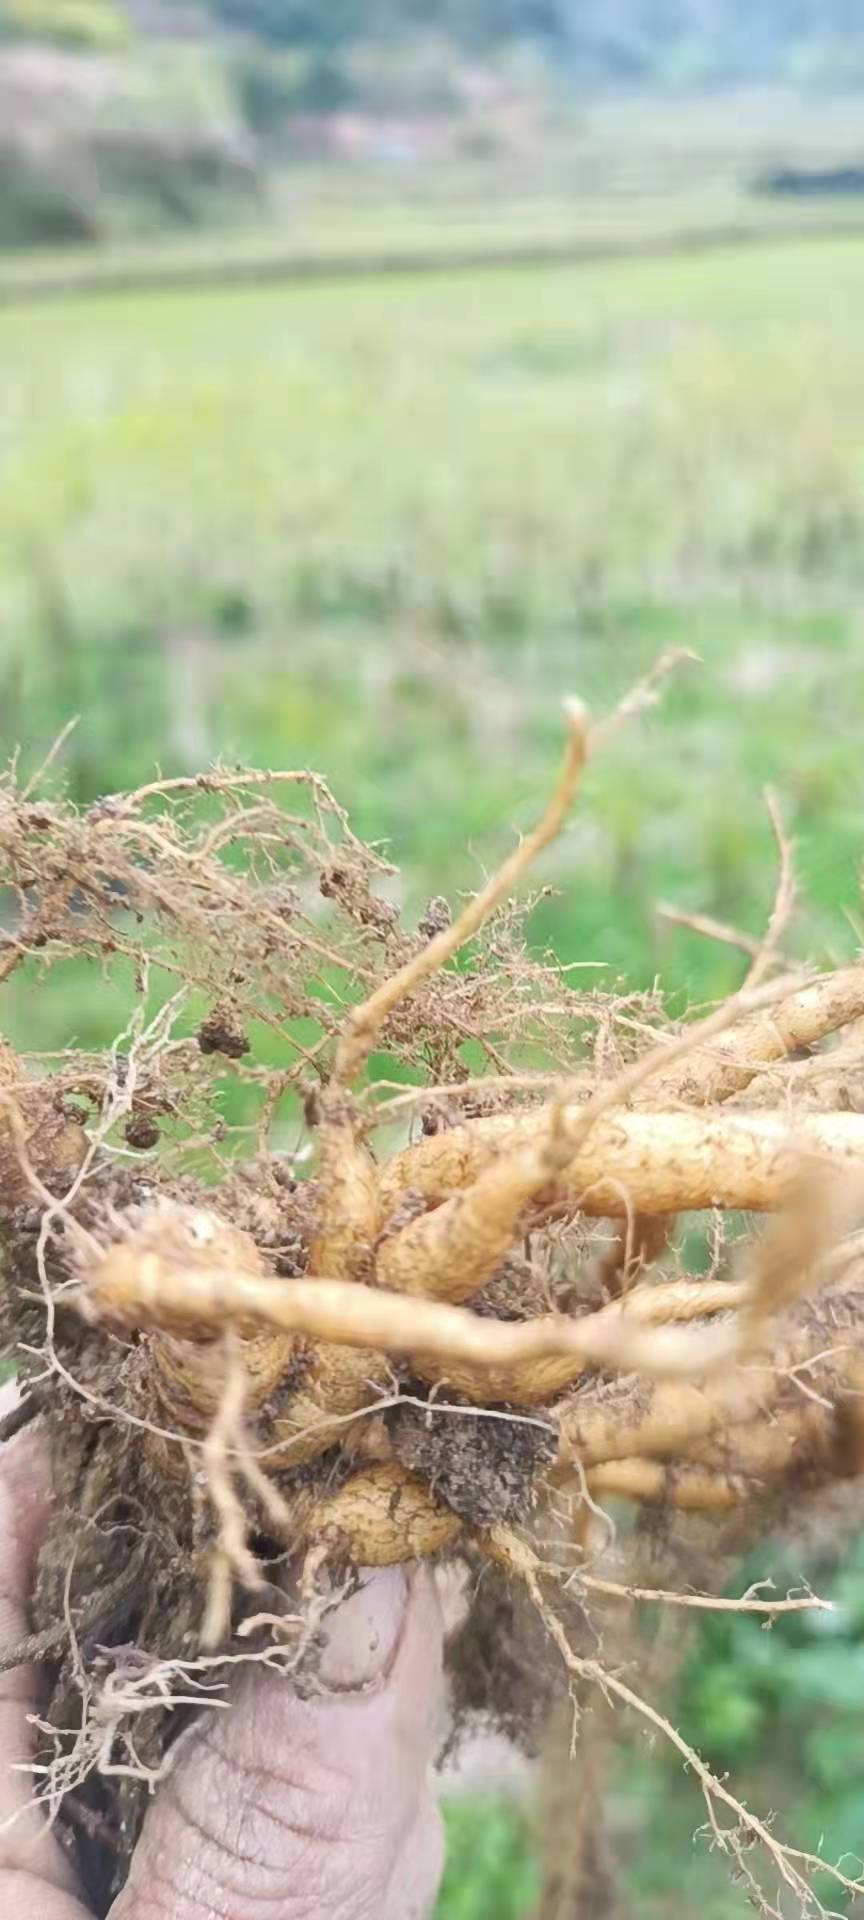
[331,701,588,1092]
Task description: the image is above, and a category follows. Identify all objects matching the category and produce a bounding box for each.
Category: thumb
[109,1566,446,1920]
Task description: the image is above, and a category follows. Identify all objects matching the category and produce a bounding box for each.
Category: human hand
[0,1386,446,1920]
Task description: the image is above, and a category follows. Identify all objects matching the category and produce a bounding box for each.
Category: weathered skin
[0,1386,446,1920]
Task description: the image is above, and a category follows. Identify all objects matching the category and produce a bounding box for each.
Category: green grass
[433,1754,804,1920]
[435,1785,744,1920]
[4,192,864,303]
[437,1798,539,1920]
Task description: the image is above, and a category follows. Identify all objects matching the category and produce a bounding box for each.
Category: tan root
[4,674,864,1920]
[381,1104,864,1216]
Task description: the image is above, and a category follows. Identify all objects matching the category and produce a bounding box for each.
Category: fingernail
[318,1566,411,1692]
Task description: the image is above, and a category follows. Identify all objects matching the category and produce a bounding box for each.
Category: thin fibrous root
[331,699,589,1092]
[379,1106,864,1218]
[595,1209,674,1298]
[658,790,795,997]
[741,788,796,993]
[656,901,763,960]
[503,1543,864,1917]
[579,1574,833,1618]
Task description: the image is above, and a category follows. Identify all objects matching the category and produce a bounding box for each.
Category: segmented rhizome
[4,671,864,1914]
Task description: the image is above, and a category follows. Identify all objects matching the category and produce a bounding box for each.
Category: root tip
[562,695,589,734]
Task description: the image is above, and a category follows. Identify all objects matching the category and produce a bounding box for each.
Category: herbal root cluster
[3,674,864,1914]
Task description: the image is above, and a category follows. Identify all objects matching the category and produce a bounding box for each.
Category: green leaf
[804,1723,864,1793]
[779,1647,864,1712]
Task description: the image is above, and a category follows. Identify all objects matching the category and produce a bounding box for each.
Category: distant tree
[203,0,569,54]
[201,0,371,49]
[198,0,864,86]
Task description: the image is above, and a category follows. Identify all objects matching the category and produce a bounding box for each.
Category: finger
[0,1873,92,1920]
[0,1383,86,1905]
[110,1564,446,1920]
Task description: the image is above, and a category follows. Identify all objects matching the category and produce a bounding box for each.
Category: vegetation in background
[438,1523,864,1920]
[3,233,863,1058]
[437,1798,539,1920]
[198,0,864,88]
[0,0,129,50]
[5,1,864,253]
[0,27,259,250]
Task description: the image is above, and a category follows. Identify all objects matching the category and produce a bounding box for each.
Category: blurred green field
[2,230,864,1057]
[2,226,864,1915]
[5,193,864,304]
[5,84,864,299]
